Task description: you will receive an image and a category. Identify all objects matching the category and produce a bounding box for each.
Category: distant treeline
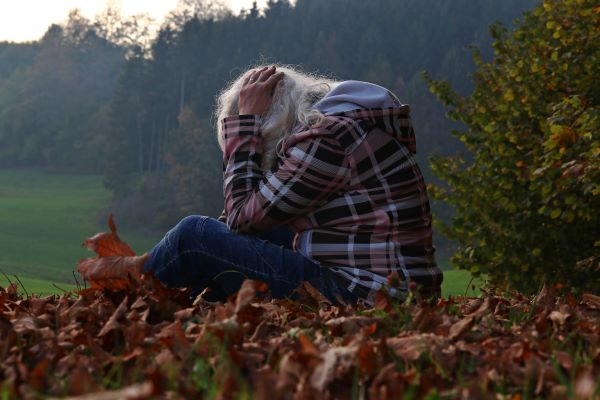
[0,0,535,231]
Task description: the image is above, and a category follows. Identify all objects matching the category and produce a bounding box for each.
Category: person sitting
[141,64,443,305]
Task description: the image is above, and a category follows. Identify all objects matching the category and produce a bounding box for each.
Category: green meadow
[0,169,162,294]
[0,169,480,297]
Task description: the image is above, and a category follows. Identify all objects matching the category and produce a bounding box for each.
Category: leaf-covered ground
[1,278,599,399]
[1,219,598,399]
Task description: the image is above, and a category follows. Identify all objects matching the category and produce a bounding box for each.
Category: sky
[0,0,268,42]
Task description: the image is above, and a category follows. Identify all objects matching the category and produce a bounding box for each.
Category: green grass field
[0,168,480,297]
[0,169,162,293]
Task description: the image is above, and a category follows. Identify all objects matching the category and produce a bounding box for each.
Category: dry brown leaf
[581,293,600,310]
[235,279,267,313]
[293,281,331,306]
[310,346,357,391]
[574,369,596,400]
[52,381,153,400]
[82,214,135,257]
[325,316,381,335]
[387,334,447,361]
[157,320,191,353]
[548,310,570,326]
[448,315,474,340]
[77,255,147,291]
[98,296,128,337]
[77,216,148,291]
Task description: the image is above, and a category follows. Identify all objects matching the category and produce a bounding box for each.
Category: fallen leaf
[77,256,146,291]
[581,293,600,310]
[549,310,570,326]
[448,316,474,340]
[325,316,381,335]
[555,351,573,370]
[98,296,128,337]
[53,381,153,400]
[387,334,447,361]
[574,369,596,400]
[310,346,357,391]
[293,281,332,306]
[82,215,135,257]
[235,279,267,313]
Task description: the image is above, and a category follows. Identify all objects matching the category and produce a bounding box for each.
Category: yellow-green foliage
[425,0,599,293]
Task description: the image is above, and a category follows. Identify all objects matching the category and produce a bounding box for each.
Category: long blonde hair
[215,64,339,170]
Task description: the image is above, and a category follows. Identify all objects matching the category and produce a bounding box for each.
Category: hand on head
[239,65,284,116]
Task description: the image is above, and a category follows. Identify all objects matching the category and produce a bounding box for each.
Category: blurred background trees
[0,0,542,267]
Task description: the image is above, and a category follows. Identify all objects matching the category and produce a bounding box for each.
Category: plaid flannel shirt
[221,106,442,303]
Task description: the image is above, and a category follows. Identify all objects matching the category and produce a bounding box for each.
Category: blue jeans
[143,216,356,304]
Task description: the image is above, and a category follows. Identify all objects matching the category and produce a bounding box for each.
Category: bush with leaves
[425,0,599,293]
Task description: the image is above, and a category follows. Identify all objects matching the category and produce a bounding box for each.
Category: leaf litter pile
[1,218,599,399]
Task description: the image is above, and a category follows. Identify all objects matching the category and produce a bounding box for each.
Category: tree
[426,0,599,293]
[166,106,223,219]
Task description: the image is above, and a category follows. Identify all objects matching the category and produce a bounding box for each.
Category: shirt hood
[314,80,402,114]
[313,81,417,154]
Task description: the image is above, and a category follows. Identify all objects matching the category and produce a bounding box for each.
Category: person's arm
[222,115,350,232]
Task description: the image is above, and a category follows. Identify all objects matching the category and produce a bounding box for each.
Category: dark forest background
[0,0,536,244]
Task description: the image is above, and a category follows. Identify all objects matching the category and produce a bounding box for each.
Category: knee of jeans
[172,215,208,242]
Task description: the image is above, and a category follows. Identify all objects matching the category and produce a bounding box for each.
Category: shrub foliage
[425,0,599,293]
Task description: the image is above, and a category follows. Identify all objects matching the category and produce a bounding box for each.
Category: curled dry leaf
[293,281,332,306]
[448,315,474,340]
[325,315,381,335]
[77,255,147,291]
[77,216,149,291]
[82,214,135,257]
[52,381,154,400]
[235,279,268,313]
[310,346,358,391]
[98,296,128,337]
[581,293,600,310]
[549,310,570,326]
[574,369,596,400]
[387,333,448,361]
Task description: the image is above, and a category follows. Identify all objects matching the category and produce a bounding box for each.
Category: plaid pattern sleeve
[221,115,351,232]
[221,108,442,305]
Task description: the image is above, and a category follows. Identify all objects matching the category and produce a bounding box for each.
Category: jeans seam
[158,248,297,287]
[249,240,283,277]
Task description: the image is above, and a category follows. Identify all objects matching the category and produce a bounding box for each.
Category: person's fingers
[247,70,260,84]
[242,72,253,85]
[258,65,276,82]
[244,67,265,85]
[265,71,284,88]
[254,66,269,78]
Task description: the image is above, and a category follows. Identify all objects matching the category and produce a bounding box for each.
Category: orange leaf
[82,214,135,257]
[77,215,147,291]
[77,255,147,291]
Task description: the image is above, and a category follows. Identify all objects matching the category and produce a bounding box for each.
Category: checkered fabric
[221,106,442,303]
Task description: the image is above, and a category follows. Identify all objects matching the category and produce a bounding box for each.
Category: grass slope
[0,169,161,287]
[0,275,74,296]
[0,169,479,297]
